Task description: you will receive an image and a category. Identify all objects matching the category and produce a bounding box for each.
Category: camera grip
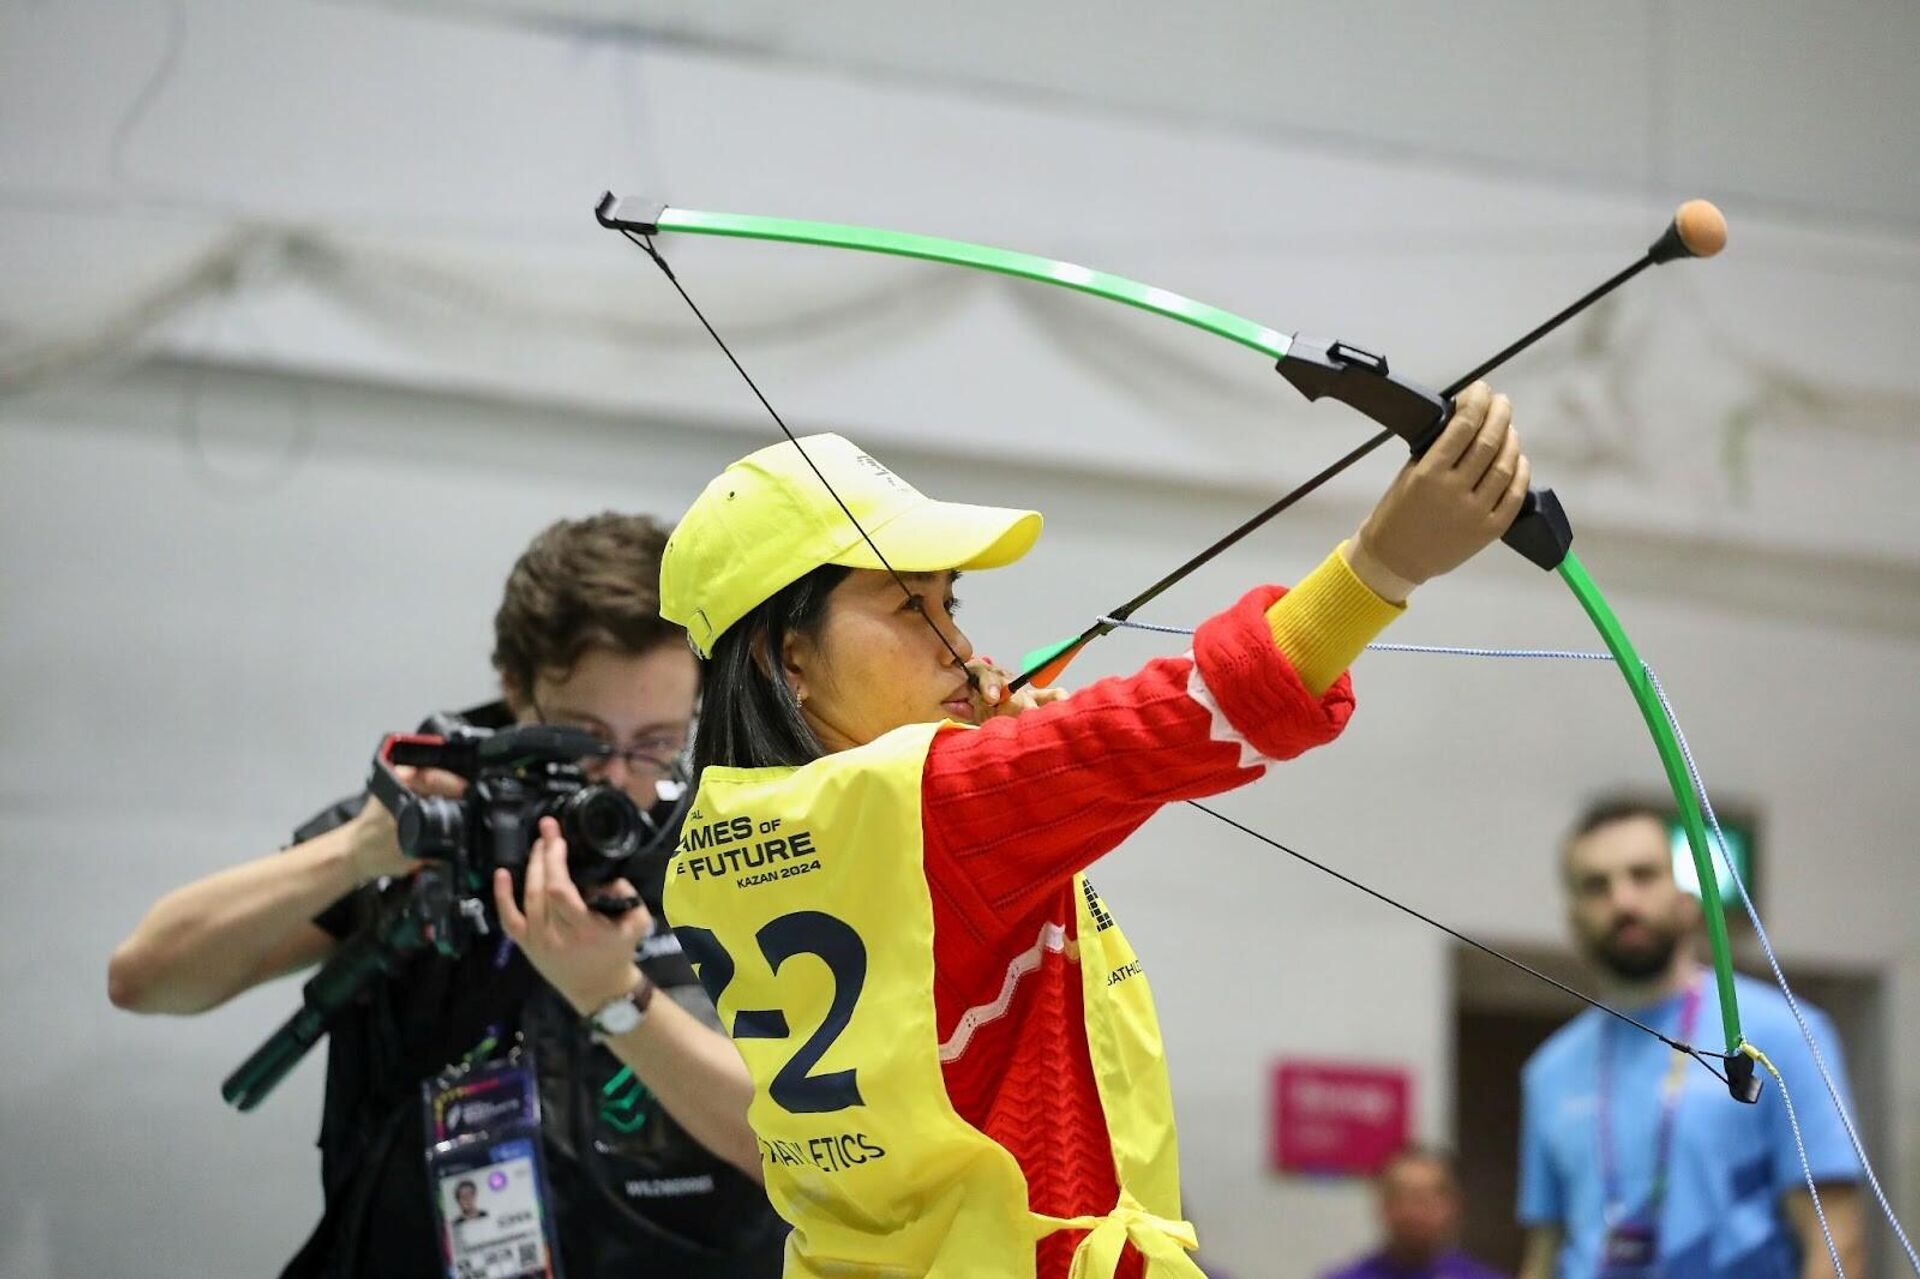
[369,733,464,858]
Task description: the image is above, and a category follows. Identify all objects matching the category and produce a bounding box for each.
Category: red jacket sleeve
[921,584,1355,929]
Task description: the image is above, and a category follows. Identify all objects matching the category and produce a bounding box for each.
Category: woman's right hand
[965,657,1070,723]
[1346,381,1530,600]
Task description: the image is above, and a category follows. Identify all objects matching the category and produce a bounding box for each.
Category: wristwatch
[585,976,655,1040]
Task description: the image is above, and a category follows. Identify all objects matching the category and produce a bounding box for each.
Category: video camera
[372,711,662,891]
[222,713,685,1111]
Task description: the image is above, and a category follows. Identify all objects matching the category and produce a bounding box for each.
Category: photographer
[108,514,784,1278]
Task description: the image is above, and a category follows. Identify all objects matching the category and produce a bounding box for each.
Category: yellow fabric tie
[1035,1190,1205,1279]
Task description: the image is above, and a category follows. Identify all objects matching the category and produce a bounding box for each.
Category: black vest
[278,711,784,1278]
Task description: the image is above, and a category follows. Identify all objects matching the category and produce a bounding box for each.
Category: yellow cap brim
[827,497,1041,575]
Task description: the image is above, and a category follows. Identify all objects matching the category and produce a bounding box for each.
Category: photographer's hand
[493,817,652,1016]
[348,765,465,882]
[493,819,764,1181]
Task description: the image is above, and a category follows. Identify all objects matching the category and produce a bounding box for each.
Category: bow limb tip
[595,193,668,234]
[1500,488,1575,572]
[1727,1044,1765,1104]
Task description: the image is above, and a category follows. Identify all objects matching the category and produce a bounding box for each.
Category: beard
[1587,918,1681,982]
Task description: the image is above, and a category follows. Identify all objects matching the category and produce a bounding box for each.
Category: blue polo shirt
[1518,972,1859,1278]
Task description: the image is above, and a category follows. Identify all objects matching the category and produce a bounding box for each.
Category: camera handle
[370,732,468,859]
[221,864,474,1111]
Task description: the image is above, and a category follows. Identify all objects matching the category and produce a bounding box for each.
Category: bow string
[595,191,1750,1093]
[600,192,1920,1277]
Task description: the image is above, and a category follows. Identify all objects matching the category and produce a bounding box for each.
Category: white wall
[7,1,1920,569]
[5,2,1919,1275]
[4,365,1914,1277]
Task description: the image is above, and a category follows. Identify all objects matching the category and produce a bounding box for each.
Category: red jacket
[921,584,1356,1277]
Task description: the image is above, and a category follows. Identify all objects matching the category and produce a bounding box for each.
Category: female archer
[502,382,1531,1278]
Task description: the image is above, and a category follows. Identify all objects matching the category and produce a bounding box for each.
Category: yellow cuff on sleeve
[1266,545,1407,696]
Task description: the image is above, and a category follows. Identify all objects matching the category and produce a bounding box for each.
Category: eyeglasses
[529,700,689,781]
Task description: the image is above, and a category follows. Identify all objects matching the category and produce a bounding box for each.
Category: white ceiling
[350,0,1920,233]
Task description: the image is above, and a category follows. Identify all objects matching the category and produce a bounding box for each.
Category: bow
[593,194,1755,1094]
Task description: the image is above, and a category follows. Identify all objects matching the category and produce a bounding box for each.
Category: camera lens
[553,784,643,884]
[397,794,465,859]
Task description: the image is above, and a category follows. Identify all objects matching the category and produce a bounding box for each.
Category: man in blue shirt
[1516,801,1864,1279]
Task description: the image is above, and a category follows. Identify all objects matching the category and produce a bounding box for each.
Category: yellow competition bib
[665,722,1202,1278]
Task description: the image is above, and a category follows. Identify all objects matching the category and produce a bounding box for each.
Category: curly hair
[491,513,684,695]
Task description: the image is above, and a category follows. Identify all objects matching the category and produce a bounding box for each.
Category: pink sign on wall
[1270,1059,1413,1175]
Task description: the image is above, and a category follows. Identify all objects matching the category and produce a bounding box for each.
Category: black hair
[1562,796,1672,879]
[1568,796,1669,843]
[691,564,853,777]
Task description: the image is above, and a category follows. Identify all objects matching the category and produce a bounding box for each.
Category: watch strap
[586,975,655,1039]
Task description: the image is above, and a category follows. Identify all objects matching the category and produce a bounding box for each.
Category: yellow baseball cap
[661,433,1042,657]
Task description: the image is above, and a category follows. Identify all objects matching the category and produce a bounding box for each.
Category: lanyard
[1597,973,1702,1223]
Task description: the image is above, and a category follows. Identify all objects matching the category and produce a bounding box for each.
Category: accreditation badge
[1598,1216,1661,1279]
[424,1054,563,1279]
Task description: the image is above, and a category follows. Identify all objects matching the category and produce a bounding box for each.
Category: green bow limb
[599,196,1754,1100]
